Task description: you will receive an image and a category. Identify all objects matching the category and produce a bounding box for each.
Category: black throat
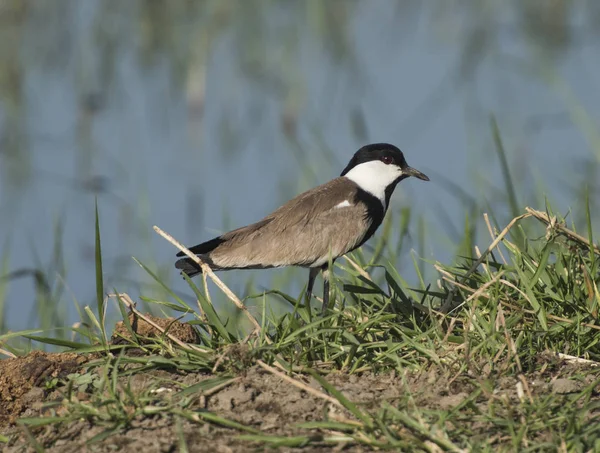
[352,187,386,250]
[383,175,406,208]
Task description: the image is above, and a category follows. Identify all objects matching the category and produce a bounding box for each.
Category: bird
[175,143,429,312]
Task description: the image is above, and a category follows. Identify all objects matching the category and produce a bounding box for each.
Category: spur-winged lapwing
[176,143,429,311]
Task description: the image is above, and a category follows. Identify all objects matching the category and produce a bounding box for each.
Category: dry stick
[474,246,490,277]
[0,348,17,359]
[344,256,373,281]
[526,207,600,255]
[549,352,599,366]
[439,274,477,294]
[109,293,210,353]
[442,317,458,343]
[435,266,479,294]
[197,376,244,409]
[498,279,538,315]
[434,265,458,281]
[518,373,534,403]
[153,225,262,333]
[202,272,212,308]
[440,212,531,313]
[203,376,243,397]
[496,304,523,373]
[483,213,508,265]
[256,359,344,409]
[464,271,505,307]
[435,265,505,313]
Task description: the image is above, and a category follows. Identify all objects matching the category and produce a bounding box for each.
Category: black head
[340,143,429,182]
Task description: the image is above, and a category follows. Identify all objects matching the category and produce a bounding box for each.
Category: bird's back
[176,177,384,273]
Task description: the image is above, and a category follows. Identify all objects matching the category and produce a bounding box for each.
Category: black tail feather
[176,237,225,257]
[175,236,226,278]
[175,257,202,278]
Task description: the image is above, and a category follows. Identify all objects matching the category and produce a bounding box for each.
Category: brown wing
[206,178,380,269]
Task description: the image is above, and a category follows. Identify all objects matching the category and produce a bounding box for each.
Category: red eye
[381,156,393,165]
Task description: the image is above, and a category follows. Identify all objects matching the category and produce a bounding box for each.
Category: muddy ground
[1,347,599,452]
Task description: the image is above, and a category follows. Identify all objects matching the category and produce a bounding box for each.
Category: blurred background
[1,0,600,336]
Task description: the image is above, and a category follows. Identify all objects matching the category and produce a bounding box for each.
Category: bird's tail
[175,236,226,278]
[175,257,203,278]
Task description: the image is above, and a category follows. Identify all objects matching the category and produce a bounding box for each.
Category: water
[1,1,599,333]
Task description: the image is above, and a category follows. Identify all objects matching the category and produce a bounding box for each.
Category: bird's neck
[343,163,401,210]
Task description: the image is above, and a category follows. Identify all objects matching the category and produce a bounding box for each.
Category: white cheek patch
[334,200,351,208]
[343,160,402,207]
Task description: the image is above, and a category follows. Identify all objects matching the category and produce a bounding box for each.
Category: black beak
[403,166,430,181]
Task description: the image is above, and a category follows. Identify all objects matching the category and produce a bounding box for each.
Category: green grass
[2,199,599,451]
[2,126,600,451]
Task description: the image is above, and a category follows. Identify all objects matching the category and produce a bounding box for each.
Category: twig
[517,374,533,402]
[484,213,507,265]
[498,279,538,315]
[256,359,344,409]
[0,348,17,358]
[109,293,210,353]
[466,271,505,304]
[436,264,504,314]
[441,212,531,313]
[496,304,523,373]
[153,225,262,333]
[448,271,506,315]
[474,246,490,276]
[203,377,243,397]
[344,256,373,282]
[526,207,600,255]
[546,351,599,366]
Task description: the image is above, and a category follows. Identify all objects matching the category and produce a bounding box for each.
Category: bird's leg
[321,265,331,314]
[306,267,319,305]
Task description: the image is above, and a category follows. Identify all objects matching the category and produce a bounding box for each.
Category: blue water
[1,1,599,333]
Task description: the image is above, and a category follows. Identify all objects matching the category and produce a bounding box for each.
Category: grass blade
[183,274,233,343]
[94,200,107,345]
[491,115,519,218]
